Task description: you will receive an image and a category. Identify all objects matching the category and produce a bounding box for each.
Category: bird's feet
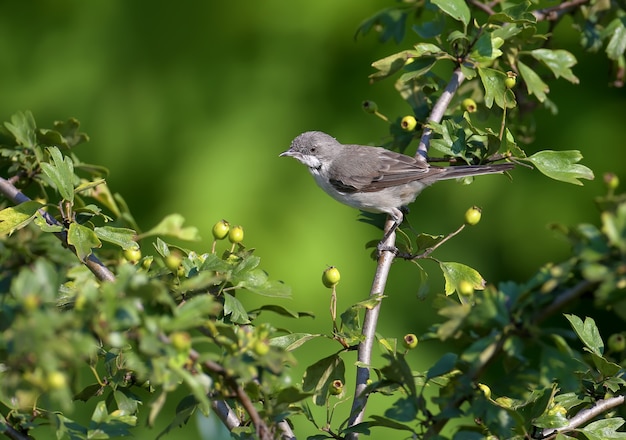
[376,241,398,258]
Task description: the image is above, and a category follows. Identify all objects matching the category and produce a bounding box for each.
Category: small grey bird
[280,131,513,230]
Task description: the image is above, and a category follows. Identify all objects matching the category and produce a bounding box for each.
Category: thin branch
[346,219,397,439]
[211,400,241,432]
[540,395,626,439]
[0,413,32,440]
[416,68,466,158]
[532,279,596,325]
[532,0,589,22]
[0,176,115,283]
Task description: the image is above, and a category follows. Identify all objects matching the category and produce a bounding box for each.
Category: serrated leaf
[432,0,470,26]
[518,60,550,102]
[4,110,37,148]
[525,150,594,185]
[223,293,250,324]
[68,222,102,261]
[0,201,43,235]
[270,333,321,351]
[141,213,200,241]
[440,261,485,295]
[606,18,626,61]
[478,67,516,109]
[564,314,604,356]
[94,226,137,250]
[531,49,579,84]
[578,417,626,439]
[40,147,75,202]
[302,354,345,406]
[33,213,64,232]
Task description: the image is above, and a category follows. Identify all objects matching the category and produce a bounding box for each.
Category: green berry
[458,280,475,296]
[170,331,192,352]
[253,340,270,356]
[212,220,230,240]
[604,173,619,191]
[464,206,482,226]
[462,98,477,113]
[401,115,418,131]
[165,252,183,272]
[124,247,142,263]
[228,225,244,244]
[322,266,341,288]
[608,333,626,352]
[504,72,517,89]
[403,333,418,349]
[329,379,344,396]
[47,371,67,390]
[362,100,378,114]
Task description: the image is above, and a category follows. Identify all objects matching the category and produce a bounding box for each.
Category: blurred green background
[1,1,624,438]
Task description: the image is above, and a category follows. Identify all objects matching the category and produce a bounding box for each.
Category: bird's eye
[310,147,316,153]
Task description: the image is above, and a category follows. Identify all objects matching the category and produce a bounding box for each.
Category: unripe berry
[403,333,418,349]
[212,219,230,240]
[170,331,192,352]
[362,100,378,114]
[462,98,477,113]
[329,379,344,395]
[504,72,517,89]
[164,252,183,272]
[228,225,244,244]
[124,247,142,263]
[458,280,475,296]
[464,206,482,226]
[322,266,341,288]
[401,115,418,131]
[608,333,626,352]
[46,371,67,390]
[604,173,619,191]
[253,340,270,356]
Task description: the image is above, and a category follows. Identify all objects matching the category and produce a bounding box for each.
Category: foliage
[0,1,625,440]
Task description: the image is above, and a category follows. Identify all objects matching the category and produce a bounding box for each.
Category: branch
[0,413,32,440]
[0,176,115,283]
[346,219,397,439]
[532,0,590,22]
[416,68,466,158]
[540,395,626,439]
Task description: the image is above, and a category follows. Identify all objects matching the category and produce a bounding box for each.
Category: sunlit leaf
[518,60,550,102]
[531,49,579,84]
[564,314,604,356]
[432,0,470,26]
[0,201,43,235]
[606,17,626,60]
[4,110,37,148]
[141,213,200,241]
[40,147,75,202]
[94,226,137,250]
[525,150,594,185]
[440,262,485,295]
[68,222,102,261]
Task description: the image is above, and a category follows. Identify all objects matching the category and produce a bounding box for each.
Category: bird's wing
[329,146,446,193]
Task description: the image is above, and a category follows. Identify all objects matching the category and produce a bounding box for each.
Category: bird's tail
[439,163,514,181]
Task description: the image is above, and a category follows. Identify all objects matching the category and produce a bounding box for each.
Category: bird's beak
[279,149,294,158]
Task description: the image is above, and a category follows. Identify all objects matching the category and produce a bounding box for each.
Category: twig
[0,176,115,283]
[539,395,626,439]
[532,0,589,22]
[532,279,596,325]
[346,219,397,439]
[416,68,466,158]
[0,413,32,440]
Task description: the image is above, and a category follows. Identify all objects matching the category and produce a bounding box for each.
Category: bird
[280,131,513,239]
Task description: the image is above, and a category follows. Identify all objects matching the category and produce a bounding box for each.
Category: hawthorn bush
[1,1,626,440]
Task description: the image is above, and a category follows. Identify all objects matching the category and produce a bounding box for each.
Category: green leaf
[270,333,321,351]
[4,110,37,148]
[478,67,516,109]
[381,352,417,396]
[426,352,458,380]
[602,203,626,253]
[94,226,138,250]
[439,261,485,295]
[141,213,200,241]
[432,0,470,26]
[0,201,43,235]
[68,222,102,261]
[40,147,75,202]
[525,150,594,185]
[223,293,250,324]
[518,60,550,102]
[606,18,626,61]
[564,314,604,356]
[578,417,626,440]
[302,354,345,406]
[531,49,579,84]
[355,7,408,43]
